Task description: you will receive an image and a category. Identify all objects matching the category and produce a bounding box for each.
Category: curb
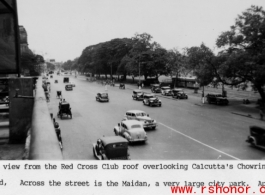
[231,112,262,121]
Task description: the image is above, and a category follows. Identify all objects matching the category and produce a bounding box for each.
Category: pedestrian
[201,92,205,104]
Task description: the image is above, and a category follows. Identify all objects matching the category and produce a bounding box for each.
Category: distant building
[19,25,31,53]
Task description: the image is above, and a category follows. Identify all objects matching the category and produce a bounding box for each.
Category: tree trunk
[155,74,159,83]
[123,73,127,81]
[144,74,148,81]
[255,84,265,103]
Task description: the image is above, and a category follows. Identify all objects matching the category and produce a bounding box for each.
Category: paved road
[47,74,265,160]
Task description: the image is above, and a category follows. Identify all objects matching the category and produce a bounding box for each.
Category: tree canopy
[216,5,265,101]
[64,5,265,102]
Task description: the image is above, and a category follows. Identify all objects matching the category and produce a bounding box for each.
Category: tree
[46,62,55,71]
[186,44,215,88]
[166,48,188,87]
[216,5,265,102]
[123,33,169,81]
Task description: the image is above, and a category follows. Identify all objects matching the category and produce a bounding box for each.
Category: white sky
[17,0,265,62]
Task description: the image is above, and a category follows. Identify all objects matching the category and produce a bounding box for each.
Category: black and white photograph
[1,0,265,194]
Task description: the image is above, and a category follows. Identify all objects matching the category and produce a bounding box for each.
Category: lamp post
[139,61,140,83]
[111,63,112,81]
[138,56,141,89]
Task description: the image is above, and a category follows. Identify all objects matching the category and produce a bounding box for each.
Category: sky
[17,0,265,62]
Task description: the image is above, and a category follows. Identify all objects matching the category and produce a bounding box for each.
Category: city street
[48,74,265,160]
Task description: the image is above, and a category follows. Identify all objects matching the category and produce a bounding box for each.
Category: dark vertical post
[13,0,21,77]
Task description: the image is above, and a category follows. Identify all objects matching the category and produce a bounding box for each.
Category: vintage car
[206,93,229,105]
[96,92,109,102]
[124,110,157,130]
[151,84,161,93]
[65,84,73,91]
[172,88,188,99]
[246,126,265,150]
[119,83,125,89]
[143,93,162,107]
[56,91,62,99]
[54,80,58,83]
[161,86,172,96]
[57,101,72,119]
[93,136,130,160]
[63,77,69,83]
[114,120,147,143]
[132,90,144,100]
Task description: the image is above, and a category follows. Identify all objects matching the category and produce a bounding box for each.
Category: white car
[124,110,157,130]
[161,86,172,96]
[114,120,147,143]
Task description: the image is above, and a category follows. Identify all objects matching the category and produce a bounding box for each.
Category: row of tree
[20,50,45,76]
[62,5,265,102]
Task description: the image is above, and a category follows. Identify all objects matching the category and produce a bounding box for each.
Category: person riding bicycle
[53,118,62,143]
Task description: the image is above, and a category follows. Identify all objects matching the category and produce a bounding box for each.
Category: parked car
[206,93,229,105]
[161,86,172,96]
[124,110,157,130]
[246,126,265,150]
[114,120,147,143]
[63,77,69,83]
[143,93,162,107]
[132,90,144,100]
[65,84,73,91]
[93,136,130,160]
[151,84,161,93]
[172,88,188,99]
[96,92,109,102]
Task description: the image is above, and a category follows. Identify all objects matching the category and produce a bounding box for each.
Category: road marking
[159,122,241,160]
